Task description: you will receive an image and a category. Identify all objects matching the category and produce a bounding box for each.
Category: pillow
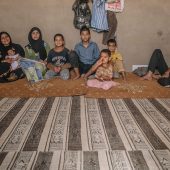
[133,67,148,77]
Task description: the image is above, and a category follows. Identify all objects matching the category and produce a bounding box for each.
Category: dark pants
[69,50,93,74]
[69,50,79,68]
[0,67,24,83]
[148,49,168,75]
[79,62,93,74]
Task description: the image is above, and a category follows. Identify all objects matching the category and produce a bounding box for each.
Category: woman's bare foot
[141,71,154,80]
[141,74,152,80]
[152,74,161,79]
[162,69,170,78]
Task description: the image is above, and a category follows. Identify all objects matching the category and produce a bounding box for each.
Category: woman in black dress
[0,31,25,83]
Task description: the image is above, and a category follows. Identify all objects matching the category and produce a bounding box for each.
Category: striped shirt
[91,0,109,32]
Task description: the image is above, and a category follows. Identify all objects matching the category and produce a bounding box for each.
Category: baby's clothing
[95,63,113,80]
[87,62,119,90]
[6,54,19,70]
[19,58,45,83]
[87,79,119,90]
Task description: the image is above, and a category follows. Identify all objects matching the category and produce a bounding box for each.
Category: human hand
[54,66,61,73]
[5,58,13,63]
[96,58,103,67]
[39,59,47,65]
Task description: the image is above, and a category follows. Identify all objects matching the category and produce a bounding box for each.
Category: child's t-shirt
[6,54,19,70]
[110,51,125,72]
[47,48,70,66]
[110,51,123,62]
[95,63,113,81]
[74,41,100,65]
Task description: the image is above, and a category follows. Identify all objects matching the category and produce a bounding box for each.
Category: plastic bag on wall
[72,0,91,29]
[105,0,124,13]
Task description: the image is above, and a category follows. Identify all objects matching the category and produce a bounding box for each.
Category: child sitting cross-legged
[45,34,72,80]
[84,49,120,90]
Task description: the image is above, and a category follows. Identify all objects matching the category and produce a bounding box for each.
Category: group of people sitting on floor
[0,26,170,90]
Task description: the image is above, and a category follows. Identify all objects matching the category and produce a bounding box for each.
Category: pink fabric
[87,79,120,90]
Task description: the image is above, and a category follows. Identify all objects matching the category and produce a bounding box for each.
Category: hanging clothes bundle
[103,0,125,44]
[91,0,109,32]
[72,0,91,29]
[102,11,117,45]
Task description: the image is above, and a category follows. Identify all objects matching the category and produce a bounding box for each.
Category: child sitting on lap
[84,49,120,90]
[6,48,20,71]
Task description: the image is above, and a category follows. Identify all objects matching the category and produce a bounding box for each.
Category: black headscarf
[0,31,25,60]
[28,27,47,61]
[0,32,13,59]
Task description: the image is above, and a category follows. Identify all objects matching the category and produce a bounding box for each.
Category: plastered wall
[0,0,170,71]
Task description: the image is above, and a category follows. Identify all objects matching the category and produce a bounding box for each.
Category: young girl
[25,27,50,64]
[19,27,49,83]
[45,34,71,80]
[84,49,120,90]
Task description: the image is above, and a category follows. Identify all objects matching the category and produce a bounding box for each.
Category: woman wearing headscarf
[20,27,50,83]
[25,27,50,63]
[0,32,25,83]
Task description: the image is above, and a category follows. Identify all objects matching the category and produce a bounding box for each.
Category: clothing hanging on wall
[91,0,109,32]
[105,0,124,13]
[72,0,91,29]
[102,11,117,45]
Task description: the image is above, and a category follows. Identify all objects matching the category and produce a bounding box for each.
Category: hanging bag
[72,0,91,29]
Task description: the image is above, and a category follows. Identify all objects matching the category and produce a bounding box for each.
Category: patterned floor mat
[0,96,170,169]
[0,150,170,170]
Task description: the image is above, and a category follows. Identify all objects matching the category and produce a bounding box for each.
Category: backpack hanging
[72,0,91,29]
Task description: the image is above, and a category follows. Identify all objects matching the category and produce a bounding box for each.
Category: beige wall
[0,0,170,71]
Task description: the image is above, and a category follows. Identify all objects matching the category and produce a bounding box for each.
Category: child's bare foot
[73,75,80,80]
[81,74,85,78]
[72,68,80,80]
[162,69,170,78]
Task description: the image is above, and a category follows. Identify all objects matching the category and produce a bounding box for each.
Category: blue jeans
[19,59,43,81]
